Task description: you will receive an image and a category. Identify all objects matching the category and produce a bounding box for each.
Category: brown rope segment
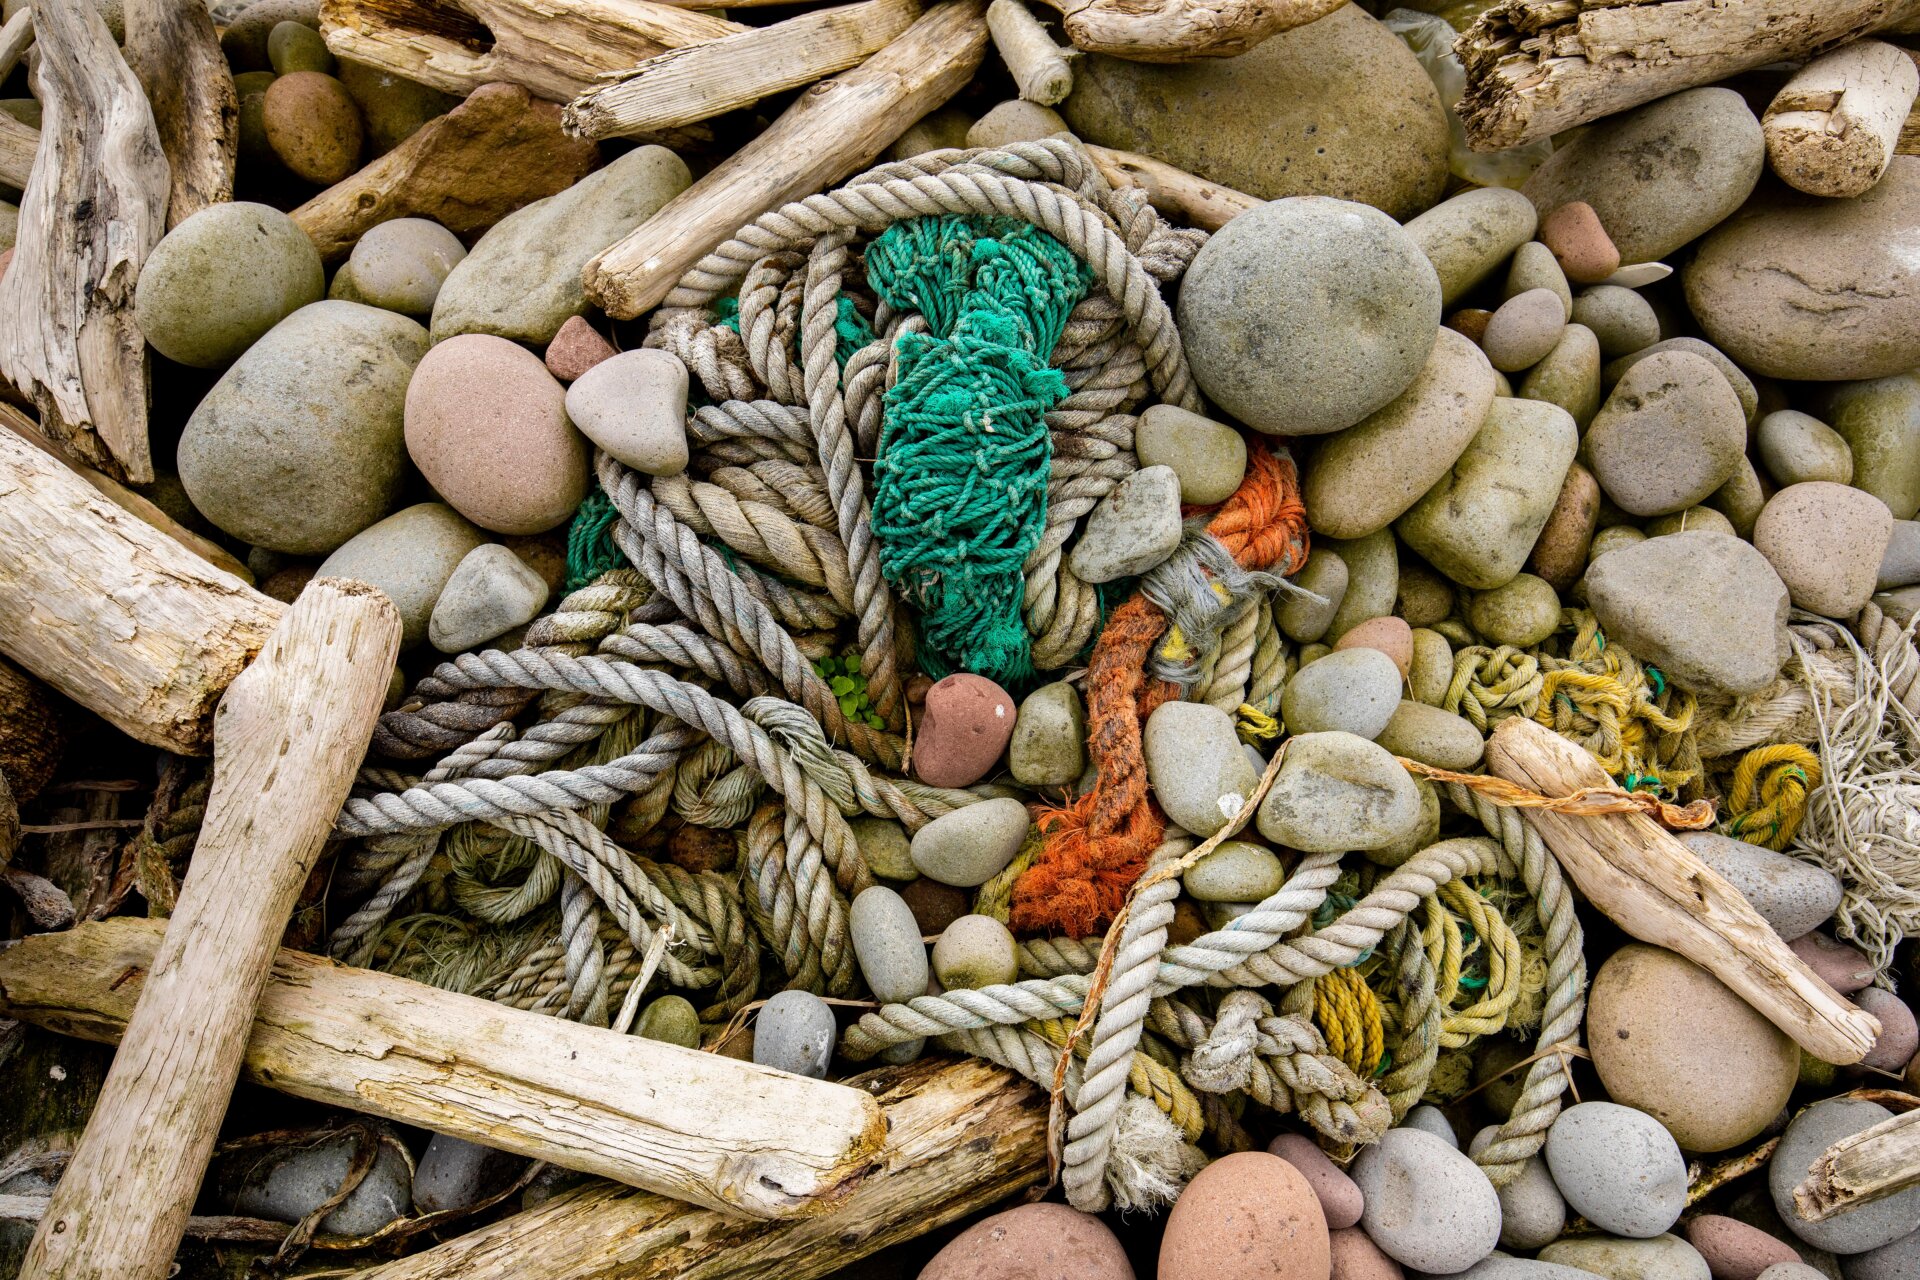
[1395,758,1716,830]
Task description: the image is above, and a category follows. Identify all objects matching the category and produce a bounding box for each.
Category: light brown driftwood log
[17,580,401,1280]
[0,655,62,804]
[124,0,237,226]
[0,917,892,1220]
[1459,0,1920,151]
[1036,0,1340,60]
[1765,38,1919,197]
[317,0,742,104]
[0,107,32,188]
[1485,717,1879,1064]
[291,81,599,262]
[1794,1105,1920,1222]
[587,0,988,320]
[563,0,920,139]
[987,0,1072,105]
[0,427,285,754]
[1086,143,1257,231]
[0,8,32,84]
[0,0,168,484]
[351,1056,1045,1280]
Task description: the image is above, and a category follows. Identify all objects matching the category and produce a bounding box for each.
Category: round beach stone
[1404,185,1540,307]
[1257,731,1423,854]
[1840,1231,1920,1280]
[412,1135,523,1215]
[1145,701,1260,836]
[1504,242,1574,322]
[316,503,485,649]
[1397,562,1454,628]
[220,0,314,70]
[1279,547,1350,643]
[931,914,1017,990]
[966,99,1069,147]
[1820,375,1920,521]
[179,301,426,553]
[1069,465,1184,582]
[404,333,589,535]
[1572,285,1661,362]
[1161,1151,1330,1280]
[1685,156,1920,381]
[1062,4,1446,220]
[1604,337,1758,427]
[1376,700,1484,771]
[565,348,691,477]
[1269,1132,1363,1230]
[914,674,1017,788]
[1009,681,1086,788]
[1883,521,1920,590]
[428,542,549,653]
[545,315,616,382]
[1547,1102,1686,1238]
[1773,1099,1920,1254]
[753,989,836,1078]
[1520,323,1603,429]
[267,19,333,73]
[1403,1105,1459,1148]
[1858,988,1919,1073]
[1323,529,1401,639]
[850,886,929,1004]
[1281,645,1403,739]
[1684,1215,1801,1280]
[901,878,969,934]
[1183,840,1286,903]
[1588,943,1798,1151]
[909,797,1029,887]
[1759,1267,1826,1280]
[1543,201,1621,285]
[1540,1234,1712,1280]
[1329,1227,1403,1280]
[850,816,916,882]
[1351,1126,1501,1274]
[337,59,458,155]
[1468,573,1562,648]
[637,995,699,1048]
[1585,532,1790,696]
[1334,616,1414,677]
[1710,459,1768,537]
[1758,411,1854,488]
[263,71,364,184]
[1135,404,1247,505]
[922,1202,1133,1280]
[1408,627,1454,707]
[1790,932,1875,993]
[341,218,465,317]
[135,202,324,367]
[1469,1127,1565,1251]
[1676,831,1842,942]
[1482,286,1566,373]
[1363,784,1443,869]
[1529,462,1602,590]
[1754,482,1894,618]
[1177,196,1441,436]
[1584,351,1748,518]
[1305,326,1496,540]
[1522,87,1764,263]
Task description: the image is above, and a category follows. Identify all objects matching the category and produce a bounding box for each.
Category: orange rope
[1011,441,1310,936]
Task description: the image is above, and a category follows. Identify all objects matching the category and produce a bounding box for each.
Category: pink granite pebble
[545,315,616,382]
[1790,931,1876,994]
[1269,1132,1364,1229]
[1685,1214,1801,1280]
[1333,616,1414,679]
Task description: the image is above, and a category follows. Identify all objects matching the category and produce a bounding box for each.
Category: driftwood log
[1764,38,1920,197]
[0,111,32,189]
[562,0,921,139]
[1485,717,1879,1064]
[290,81,599,262]
[587,0,988,320]
[0,7,31,84]
[0,427,284,754]
[17,580,401,1280]
[1085,143,1257,230]
[1459,0,1920,151]
[1794,1105,1920,1222]
[987,0,1073,105]
[0,917,891,1220]
[0,0,168,484]
[316,0,742,104]
[0,655,63,804]
[123,0,237,227]
[1036,0,1340,60]
[351,1056,1046,1280]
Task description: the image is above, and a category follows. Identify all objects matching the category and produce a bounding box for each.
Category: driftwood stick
[987,0,1072,105]
[587,0,988,320]
[1459,0,1920,151]
[17,580,401,1280]
[123,0,237,227]
[0,0,168,484]
[0,110,32,188]
[1485,717,1879,1064]
[0,7,32,84]
[1034,0,1340,61]
[563,0,921,140]
[317,0,742,104]
[0,917,890,1219]
[1794,1106,1920,1222]
[0,427,284,754]
[1765,38,1919,198]
[351,1056,1046,1280]
[1085,142,1257,231]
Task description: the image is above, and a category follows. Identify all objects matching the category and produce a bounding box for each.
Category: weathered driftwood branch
[0,7,32,84]
[317,0,743,104]
[0,917,892,1221]
[1794,1105,1920,1222]
[0,655,64,804]
[563,0,920,139]
[350,1056,1046,1280]
[587,0,988,319]
[0,107,32,188]
[290,81,599,263]
[987,0,1072,105]
[1459,0,1920,151]
[124,0,237,227]
[0,427,284,754]
[1485,717,1880,1064]
[1085,142,1257,231]
[17,580,401,1280]
[1765,38,1919,198]
[1036,0,1340,61]
[0,0,168,484]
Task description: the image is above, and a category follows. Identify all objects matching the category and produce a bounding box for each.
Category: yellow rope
[1312,966,1385,1076]
[1443,646,1543,731]
[1034,1017,1207,1141]
[1236,703,1281,744]
[1409,881,1524,1051]
[973,831,1042,923]
[1723,744,1821,851]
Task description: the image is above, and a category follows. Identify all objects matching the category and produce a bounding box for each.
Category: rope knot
[1183,989,1270,1093]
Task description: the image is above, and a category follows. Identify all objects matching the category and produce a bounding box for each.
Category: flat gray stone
[413,1135,524,1215]
[1471,1127,1565,1251]
[753,990,836,1078]
[1585,350,1747,518]
[1546,1102,1686,1239]
[1256,730,1423,854]
[222,1124,412,1237]
[429,542,550,653]
[1068,465,1183,583]
[564,348,690,476]
[1677,831,1841,941]
[909,797,1029,887]
[1144,700,1259,836]
[1352,1126,1501,1273]
[849,886,929,1004]
[1280,645,1402,739]
[1585,531,1790,696]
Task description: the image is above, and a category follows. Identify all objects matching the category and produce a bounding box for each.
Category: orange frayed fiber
[1012,441,1310,936]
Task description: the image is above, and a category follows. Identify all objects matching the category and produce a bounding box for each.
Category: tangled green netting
[867,215,1091,684]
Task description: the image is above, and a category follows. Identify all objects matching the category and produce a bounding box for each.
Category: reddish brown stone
[1684,1214,1800,1280]
[1542,201,1622,285]
[264,71,365,185]
[900,877,968,936]
[545,315,617,382]
[1333,616,1413,678]
[1445,308,1493,344]
[913,673,1016,787]
[922,1203,1134,1280]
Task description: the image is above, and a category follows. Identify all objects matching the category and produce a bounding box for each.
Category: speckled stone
[1772,1099,1920,1253]
[135,201,325,367]
[263,71,364,184]
[850,817,917,881]
[1584,350,1748,518]
[428,542,550,653]
[931,914,1018,990]
[922,1203,1135,1280]
[1753,481,1894,618]
[1820,374,1920,522]
[1351,1127,1501,1274]
[1257,731,1424,854]
[1468,573,1563,648]
[1146,701,1261,836]
[1683,1214,1801,1280]
[1469,1126,1565,1251]
[1183,840,1286,902]
[753,990,837,1078]
[1789,932,1876,993]
[1758,411,1854,488]
[1676,831,1842,942]
[1278,547,1350,643]
[1520,323,1603,430]
[1408,627,1454,706]
[1282,644,1403,739]
[1161,1151,1330,1280]
[1546,1102,1686,1238]
[1269,1132,1364,1230]
[1539,1234,1711,1280]
[566,348,691,476]
[636,995,700,1048]
[1009,681,1087,787]
[1404,185,1540,307]
[1323,528,1401,639]
[909,797,1029,888]
[1573,286,1660,360]
[1375,700,1484,770]
[1135,404,1248,504]
[1068,464,1185,582]
[1585,532,1791,696]
[1482,287,1566,374]
[316,503,485,650]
